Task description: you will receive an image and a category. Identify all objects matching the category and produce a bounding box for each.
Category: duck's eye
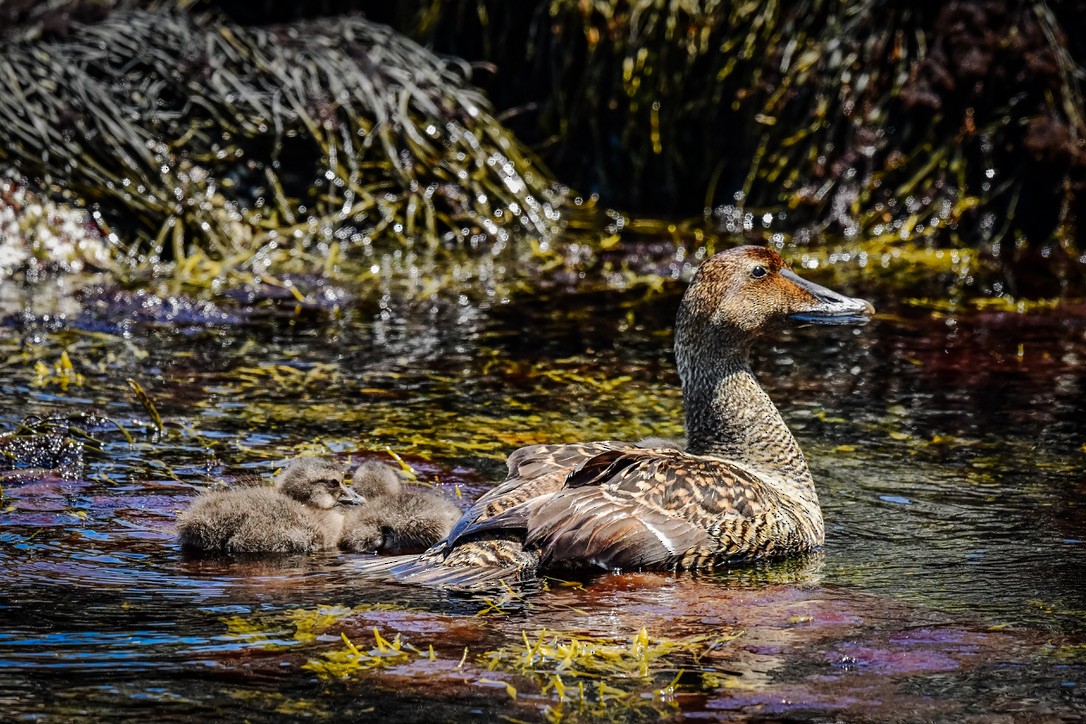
[750,266,767,279]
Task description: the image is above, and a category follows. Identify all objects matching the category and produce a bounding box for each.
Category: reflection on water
[1,268,1085,720]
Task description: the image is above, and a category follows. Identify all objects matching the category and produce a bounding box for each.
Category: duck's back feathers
[525,448,805,568]
[445,441,629,544]
[510,485,707,570]
[436,441,817,572]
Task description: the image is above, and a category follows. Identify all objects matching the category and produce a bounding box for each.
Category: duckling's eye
[750,266,767,279]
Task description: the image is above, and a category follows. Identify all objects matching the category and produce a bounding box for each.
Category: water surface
[1,262,1084,721]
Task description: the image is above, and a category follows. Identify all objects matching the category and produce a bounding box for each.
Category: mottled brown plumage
[382,245,873,586]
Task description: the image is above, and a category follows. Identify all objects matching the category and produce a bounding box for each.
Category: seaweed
[3,2,1084,296]
[0,411,133,473]
[0,6,565,282]
[31,351,85,391]
[209,350,684,462]
[221,604,377,652]
[398,0,1086,287]
[303,628,419,679]
[299,622,745,720]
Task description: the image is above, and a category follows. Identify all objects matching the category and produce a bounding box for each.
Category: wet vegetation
[1,0,1084,296]
[397,0,1086,288]
[1,1,1085,721]
[0,3,563,283]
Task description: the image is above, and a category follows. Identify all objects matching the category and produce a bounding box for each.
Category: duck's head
[274,457,365,509]
[350,461,402,499]
[676,245,874,366]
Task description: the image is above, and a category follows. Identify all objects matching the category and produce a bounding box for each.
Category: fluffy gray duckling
[178,457,364,553]
[340,461,462,555]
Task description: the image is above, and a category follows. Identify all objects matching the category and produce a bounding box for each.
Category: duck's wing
[443,441,631,545]
[480,441,632,511]
[452,448,788,570]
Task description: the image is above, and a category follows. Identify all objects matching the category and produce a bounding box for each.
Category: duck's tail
[344,552,524,589]
[344,540,537,590]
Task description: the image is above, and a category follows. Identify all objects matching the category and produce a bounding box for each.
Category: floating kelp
[398,0,1085,287]
[483,626,741,680]
[0,411,132,474]
[299,623,744,720]
[222,604,385,652]
[304,628,422,679]
[214,351,684,462]
[0,7,564,283]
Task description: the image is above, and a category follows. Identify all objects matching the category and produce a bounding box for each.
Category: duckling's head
[675,245,874,369]
[350,461,402,499]
[273,457,364,509]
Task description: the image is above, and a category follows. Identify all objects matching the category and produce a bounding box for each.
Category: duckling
[340,461,462,555]
[367,245,874,586]
[178,457,364,553]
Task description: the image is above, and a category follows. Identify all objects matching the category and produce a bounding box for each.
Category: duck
[339,461,463,555]
[368,245,874,586]
[178,457,365,553]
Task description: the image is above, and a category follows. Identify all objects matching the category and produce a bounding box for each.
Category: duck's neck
[681,354,814,498]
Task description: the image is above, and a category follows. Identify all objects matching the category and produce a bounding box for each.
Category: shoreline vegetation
[0,1,1083,298]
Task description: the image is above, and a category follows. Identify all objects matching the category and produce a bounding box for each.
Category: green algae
[31,351,85,391]
[189,342,683,462]
[903,295,1067,315]
[482,626,743,681]
[300,623,744,721]
[0,159,1040,303]
[482,627,726,722]
[222,605,397,652]
[303,628,422,679]
[229,589,747,719]
[264,578,750,720]
[1045,641,1086,664]
[127,378,164,438]
[224,689,329,718]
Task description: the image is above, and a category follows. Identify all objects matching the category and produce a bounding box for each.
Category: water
[1,264,1085,721]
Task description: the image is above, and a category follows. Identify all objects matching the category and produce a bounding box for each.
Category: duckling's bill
[339,484,366,505]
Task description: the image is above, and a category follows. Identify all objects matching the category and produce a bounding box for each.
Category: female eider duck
[340,461,462,555]
[178,457,364,553]
[371,245,874,585]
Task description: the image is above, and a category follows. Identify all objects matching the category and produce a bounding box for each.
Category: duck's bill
[782,269,876,325]
[338,485,366,506]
